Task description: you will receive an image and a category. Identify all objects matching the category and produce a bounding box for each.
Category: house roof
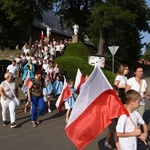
[33,10,73,37]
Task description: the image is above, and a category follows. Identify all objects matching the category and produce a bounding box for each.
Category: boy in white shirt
[116,90,148,150]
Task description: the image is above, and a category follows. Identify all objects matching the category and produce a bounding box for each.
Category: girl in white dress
[114,64,129,104]
[64,80,77,123]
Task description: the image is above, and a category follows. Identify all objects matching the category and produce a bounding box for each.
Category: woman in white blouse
[125,66,150,117]
[0,72,18,128]
[114,64,129,104]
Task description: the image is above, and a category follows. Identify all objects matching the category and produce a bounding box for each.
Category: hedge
[55,42,116,85]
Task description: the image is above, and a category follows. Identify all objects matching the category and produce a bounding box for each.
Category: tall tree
[88,0,150,63]
[53,0,97,36]
[143,42,150,64]
[53,0,150,64]
[0,0,53,48]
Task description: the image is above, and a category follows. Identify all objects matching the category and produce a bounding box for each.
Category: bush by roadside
[55,42,116,85]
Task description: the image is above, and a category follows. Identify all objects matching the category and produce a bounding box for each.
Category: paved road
[0,77,150,150]
[0,100,105,150]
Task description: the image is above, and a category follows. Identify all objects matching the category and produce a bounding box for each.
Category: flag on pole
[55,77,71,112]
[65,65,129,150]
[22,72,30,96]
[74,68,85,94]
[41,30,44,42]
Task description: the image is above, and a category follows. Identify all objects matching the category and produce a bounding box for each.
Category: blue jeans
[31,96,45,121]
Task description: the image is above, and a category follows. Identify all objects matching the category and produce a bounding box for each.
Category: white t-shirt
[23,48,30,55]
[115,75,128,86]
[0,81,17,99]
[50,47,55,55]
[60,43,65,51]
[42,64,48,72]
[21,55,26,60]
[32,59,37,65]
[15,58,22,64]
[53,67,59,74]
[26,56,31,61]
[116,111,145,150]
[47,67,54,78]
[55,45,61,52]
[127,77,147,105]
[7,64,18,77]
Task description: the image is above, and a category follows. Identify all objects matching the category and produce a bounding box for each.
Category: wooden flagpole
[129,116,147,145]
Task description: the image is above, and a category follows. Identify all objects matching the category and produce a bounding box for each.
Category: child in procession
[22,65,34,113]
[104,85,120,150]
[53,75,63,99]
[65,80,77,123]
[116,90,148,150]
[43,75,53,113]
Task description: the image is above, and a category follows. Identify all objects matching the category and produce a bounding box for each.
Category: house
[32,10,73,42]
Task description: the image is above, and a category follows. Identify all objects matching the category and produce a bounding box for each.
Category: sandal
[24,109,27,113]
[31,121,37,127]
[36,120,40,125]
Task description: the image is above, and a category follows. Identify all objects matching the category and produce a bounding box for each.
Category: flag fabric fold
[22,72,30,96]
[74,68,85,94]
[55,77,71,112]
[65,65,129,150]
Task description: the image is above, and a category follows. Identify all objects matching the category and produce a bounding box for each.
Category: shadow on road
[143,110,150,125]
[98,136,116,150]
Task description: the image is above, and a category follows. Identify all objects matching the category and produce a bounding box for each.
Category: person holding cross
[116,90,148,150]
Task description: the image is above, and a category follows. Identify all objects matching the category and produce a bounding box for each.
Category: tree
[52,0,97,37]
[53,0,150,64]
[143,42,150,64]
[0,0,53,48]
[88,0,150,63]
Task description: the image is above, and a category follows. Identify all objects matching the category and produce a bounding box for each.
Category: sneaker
[48,108,52,113]
[104,141,112,149]
[3,121,7,127]
[10,122,17,128]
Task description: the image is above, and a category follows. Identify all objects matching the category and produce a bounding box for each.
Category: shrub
[63,42,93,62]
[56,56,93,80]
[55,43,115,85]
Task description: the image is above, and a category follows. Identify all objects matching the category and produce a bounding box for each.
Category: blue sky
[141,0,150,53]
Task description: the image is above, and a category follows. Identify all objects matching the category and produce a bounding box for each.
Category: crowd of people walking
[104,64,150,150]
[0,38,72,127]
[0,38,150,150]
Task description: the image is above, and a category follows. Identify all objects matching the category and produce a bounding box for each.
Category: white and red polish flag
[65,65,129,150]
[22,72,30,96]
[74,68,85,94]
[55,76,71,112]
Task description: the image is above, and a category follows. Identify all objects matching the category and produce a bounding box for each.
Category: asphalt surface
[0,76,150,150]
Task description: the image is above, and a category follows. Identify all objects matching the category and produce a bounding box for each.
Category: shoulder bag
[5,81,20,106]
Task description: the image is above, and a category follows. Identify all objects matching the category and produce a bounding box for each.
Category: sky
[141,0,150,53]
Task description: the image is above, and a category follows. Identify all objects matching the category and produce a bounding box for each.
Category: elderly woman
[0,72,18,128]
